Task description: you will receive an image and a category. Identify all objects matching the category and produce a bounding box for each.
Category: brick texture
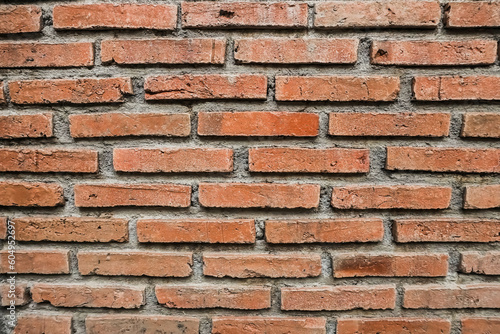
[337,318,451,334]
[0,5,42,34]
[464,185,500,209]
[0,182,64,207]
[413,76,500,101]
[212,317,326,334]
[445,2,500,28]
[13,315,72,334]
[86,315,199,334]
[460,252,500,275]
[0,250,69,274]
[0,113,53,139]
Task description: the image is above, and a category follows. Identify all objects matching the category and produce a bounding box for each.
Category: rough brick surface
[0,284,28,306]
[212,317,326,334]
[0,182,64,207]
[462,113,500,138]
[0,113,53,139]
[413,76,500,101]
[337,318,451,334]
[13,315,72,334]
[464,185,500,209]
[86,315,199,334]
[0,5,42,34]
[460,252,500,275]
[445,2,500,28]
[461,318,500,334]
[0,250,69,274]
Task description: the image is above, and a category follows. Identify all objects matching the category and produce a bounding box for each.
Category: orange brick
[213,317,326,334]
[461,318,500,334]
[460,252,500,275]
[445,2,500,28]
[414,76,500,101]
[14,315,72,334]
[464,185,500,209]
[0,113,53,139]
[0,217,6,239]
[86,315,199,334]
[0,182,64,207]
[0,250,69,274]
[0,5,42,34]
[337,318,451,334]
[462,113,500,138]
[0,283,28,306]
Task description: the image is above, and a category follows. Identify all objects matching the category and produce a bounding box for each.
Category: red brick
[14,217,128,243]
[0,5,42,34]
[155,286,271,309]
[198,111,319,137]
[249,147,369,173]
[461,318,500,334]
[0,113,53,139]
[0,148,98,173]
[235,38,358,64]
[404,284,500,309]
[331,185,451,210]
[181,2,308,29]
[199,183,320,209]
[137,219,255,244]
[276,76,400,101]
[372,40,497,66]
[212,317,326,334]
[203,253,322,278]
[145,74,267,101]
[265,219,384,244]
[281,285,396,311]
[462,113,500,138]
[53,4,177,30]
[86,315,199,334]
[315,1,440,29]
[445,2,500,28]
[78,251,192,277]
[460,252,500,275]
[333,253,448,278]
[0,250,69,274]
[386,147,500,173]
[113,148,233,173]
[14,315,72,334]
[464,185,500,209]
[0,182,64,207]
[0,283,28,306]
[414,76,500,101]
[0,217,6,239]
[337,318,451,334]
[0,42,93,68]
[0,81,4,104]
[9,78,133,104]
[101,39,225,65]
[74,183,191,207]
[69,113,190,138]
[394,218,500,243]
[32,284,145,308]
[329,112,450,137]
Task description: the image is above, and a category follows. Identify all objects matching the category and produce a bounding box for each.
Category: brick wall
[1,1,499,333]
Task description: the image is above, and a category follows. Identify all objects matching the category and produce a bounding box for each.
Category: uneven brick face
[137,219,255,244]
[53,4,177,30]
[235,38,358,64]
[371,40,497,66]
[0,182,64,207]
[337,318,451,334]
[275,76,400,101]
[155,286,271,309]
[0,148,98,173]
[462,113,500,138]
[281,285,396,311]
[203,253,322,278]
[0,113,53,139]
[386,147,500,173]
[78,252,192,277]
[14,217,128,243]
[181,2,308,28]
[0,81,4,104]
[0,42,94,68]
[394,219,500,243]
[333,253,448,278]
[0,250,69,274]
[212,317,327,334]
[445,2,500,28]
[113,148,233,173]
[145,74,267,100]
[249,148,369,173]
[0,5,42,34]
[461,318,500,334]
[86,315,199,334]
[0,283,28,306]
[13,315,72,334]
[9,78,133,104]
[0,217,6,239]
[460,252,500,275]
[331,185,451,210]
[101,39,225,65]
[403,284,500,309]
[31,284,145,309]
[199,183,320,209]
[414,76,500,101]
[315,1,440,28]
[74,184,191,207]
[464,185,500,209]
[69,113,190,138]
[198,111,319,137]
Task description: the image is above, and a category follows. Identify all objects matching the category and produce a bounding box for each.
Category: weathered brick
[198,111,319,137]
[275,76,400,101]
[203,253,322,278]
[212,317,326,334]
[14,315,72,334]
[86,315,199,334]
[9,78,133,104]
[199,183,320,209]
[337,318,451,334]
[460,252,500,275]
[281,285,396,311]
[155,286,271,309]
[113,148,233,173]
[0,182,64,207]
[464,185,500,209]
[0,42,93,68]
[249,148,369,173]
[331,185,451,210]
[329,112,450,137]
[445,2,500,28]
[0,5,42,34]
[69,113,190,138]
[0,217,6,239]
[414,76,500,101]
[0,81,4,104]
[0,113,53,139]
[145,74,267,101]
[462,113,500,138]
[101,39,225,65]
[137,219,255,244]
[74,183,191,207]
[0,283,28,306]
[0,250,69,274]
[461,318,500,334]
[54,4,177,30]
[234,38,358,64]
